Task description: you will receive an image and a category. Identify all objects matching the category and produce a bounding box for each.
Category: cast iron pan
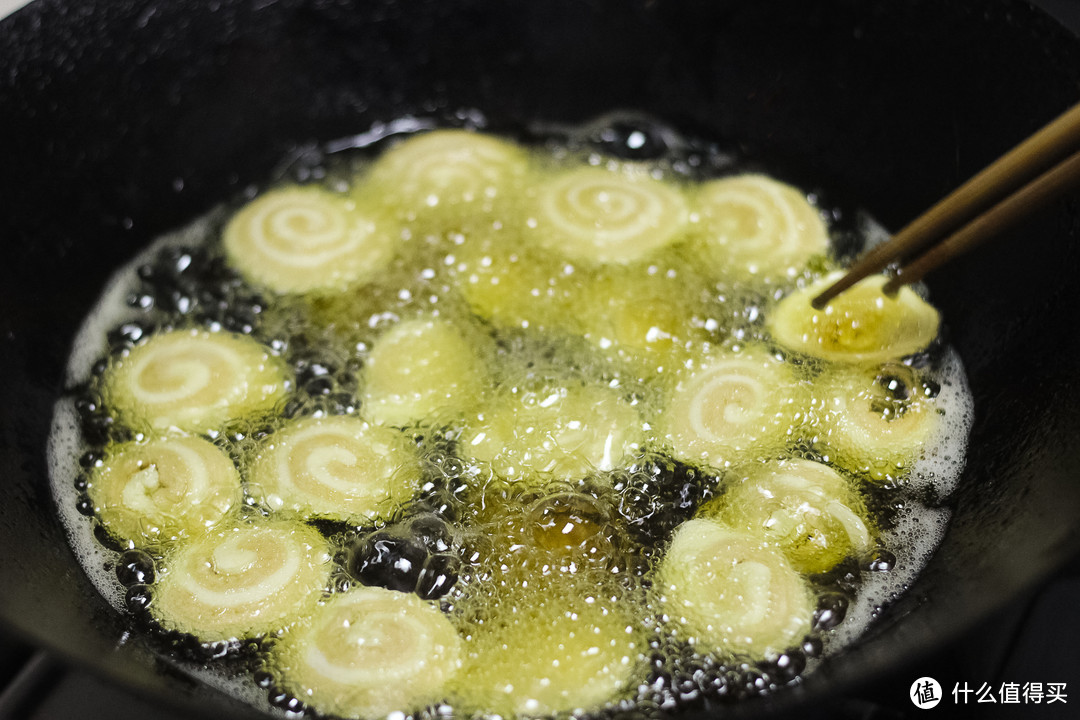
[2,0,1079,718]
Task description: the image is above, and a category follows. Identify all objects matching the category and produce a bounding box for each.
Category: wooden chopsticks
[812,101,1080,309]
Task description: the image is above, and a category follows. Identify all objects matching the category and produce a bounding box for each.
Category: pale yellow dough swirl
[249,415,422,523]
[363,129,529,219]
[461,381,643,483]
[104,328,289,433]
[455,583,643,717]
[705,459,873,574]
[89,434,241,545]
[659,519,814,658]
[688,174,828,282]
[361,317,489,427]
[223,186,394,294]
[533,166,689,264]
[817,365,940,481]
[272,586,462,719]
[152,520,331,642]
[658,349,809,468]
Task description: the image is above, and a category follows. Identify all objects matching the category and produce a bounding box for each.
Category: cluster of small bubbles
[130,244,267,335]
[44,113,981,720]
[613,456,716,551]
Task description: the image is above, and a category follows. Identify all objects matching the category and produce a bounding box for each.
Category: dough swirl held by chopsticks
[223,186,394,294]
[270,586,462,719]
[249,415,422,524]
[768,272,940,365]
[104,328,289,434]
[152,519,331,641]
[532,166,689,265]
[89,434,241,545]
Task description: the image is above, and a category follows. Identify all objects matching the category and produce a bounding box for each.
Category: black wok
[1,0,1079,718]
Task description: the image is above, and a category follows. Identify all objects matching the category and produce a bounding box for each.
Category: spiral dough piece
[454,583,643,717]
[690,174,828,282]
[362,317,489,427]
[271,586,462,719]
[152,520,331,641]
[223,186,394,294]
[659,350,808,469]
[534,166,689,264]
[659,519,814,658]
[249,416,422,523]
[89,435,241,545]
[817,365,940,481]
[104,328,289,433]
[768,272,941,364]
[709,459,873,575]
[365,129,528,211]
[461,382,643,484]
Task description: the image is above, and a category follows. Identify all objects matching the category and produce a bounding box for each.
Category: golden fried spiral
[688,174,829,282]
[533,166,689,264]
[659,519,814,658]
[272,586,462,719]
[361,317,488,427]
[454,582,643,717]
[768,272,941,364]
[659,350,808,468]
[817,365,940,481]
[89,435,241,545]
[152,520,331,641]
[249,416,422,523]
[104,328,289,433]
[364,130,529,214]
[706,459,873,574]
[223,186,394,294]
[461,382,643,484]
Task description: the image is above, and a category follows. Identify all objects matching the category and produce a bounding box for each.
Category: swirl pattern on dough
[104,328,289,433]
[365,130,528,212]
[817,365,940,481]
[689,174,828,281]
[707,459,872,574]
[249,416,422,523]
[89,435,241,544]
[659,350,808,468]
[272,586,461,719]
[224,186,393,294]
[659,519,813,658]
[152,520,331,641]
[534,167,688,264]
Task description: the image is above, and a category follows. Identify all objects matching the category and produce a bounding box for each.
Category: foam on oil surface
[47,119,975,719]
